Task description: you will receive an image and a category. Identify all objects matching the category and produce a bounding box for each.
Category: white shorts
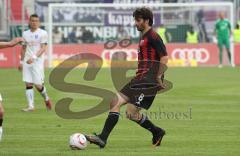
[0,93,2,102]
[22,62,44,85]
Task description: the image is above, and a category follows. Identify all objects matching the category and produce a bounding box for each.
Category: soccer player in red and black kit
[85,7,168,148]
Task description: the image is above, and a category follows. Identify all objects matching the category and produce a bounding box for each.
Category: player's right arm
[18,44,26,71]
[0,38,24,49]
[18,32,27,71]
[214,21,218,36]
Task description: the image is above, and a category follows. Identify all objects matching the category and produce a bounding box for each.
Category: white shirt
[22,28,48,64]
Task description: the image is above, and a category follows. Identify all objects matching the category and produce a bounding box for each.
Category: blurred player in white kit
[19,14,52,112]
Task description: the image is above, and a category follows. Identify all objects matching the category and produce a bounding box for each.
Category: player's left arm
[214,22,218,36]
[151,35,168,74]
[37,31,48,57]
[158,55,168,88]
[36,43,47,58]
[151,35,168,87]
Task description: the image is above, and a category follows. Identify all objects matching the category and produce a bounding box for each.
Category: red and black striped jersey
[136,28,167,79]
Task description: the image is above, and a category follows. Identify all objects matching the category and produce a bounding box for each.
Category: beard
[136,26,144,32]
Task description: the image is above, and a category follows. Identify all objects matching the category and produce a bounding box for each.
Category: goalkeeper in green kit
[214,12,233,68]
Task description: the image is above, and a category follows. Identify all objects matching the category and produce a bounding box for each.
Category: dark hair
[236,24,239,29]
[30,14,39,19]
[133,7,153,26]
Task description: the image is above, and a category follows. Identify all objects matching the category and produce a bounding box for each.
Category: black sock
[135,114,158,135]
[0,118,3,127]
[227,50,231,62]
[26,86,33,90]
[99,112,120,142]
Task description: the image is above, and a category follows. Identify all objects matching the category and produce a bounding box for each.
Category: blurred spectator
[53,10,64,22]
[196,9,210,42]
[68,27,78,43]
[81,27,94,43]
[164,0,177,2]
[61,8,78,22]
[186,25,199,43]
[233,24,240,43]
[117,26,129,40]
[53,27,63,44]
[157,25,169,44]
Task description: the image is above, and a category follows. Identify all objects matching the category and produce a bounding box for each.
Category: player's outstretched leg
[126,104,165,147]
[0,94,4,141]
[35,85,52,110]
[22,84,35,112]
[85,93,127,148]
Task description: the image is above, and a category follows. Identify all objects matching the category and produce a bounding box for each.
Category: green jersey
[215,19,231,39]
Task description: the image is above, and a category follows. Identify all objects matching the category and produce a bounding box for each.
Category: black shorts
[120,76,160,110]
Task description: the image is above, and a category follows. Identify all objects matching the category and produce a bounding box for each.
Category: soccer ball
[69,133,87,150]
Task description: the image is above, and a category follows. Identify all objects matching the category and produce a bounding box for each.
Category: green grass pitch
[0,67,239,156]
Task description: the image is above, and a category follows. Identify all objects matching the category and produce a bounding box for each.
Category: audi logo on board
[101,49,138,61]
[101,48,210,63]
[171,48,210,63]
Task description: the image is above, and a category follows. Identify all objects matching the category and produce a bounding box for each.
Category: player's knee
[35,85,43,92]
[0,106,4,117]
[125,110,140,121]
[125,110,132,120]
[110,96,120,110]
